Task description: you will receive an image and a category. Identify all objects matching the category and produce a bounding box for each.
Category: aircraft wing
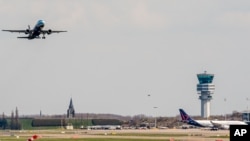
[210,121,229,129]
[210,121,220,127]
[50,30,67,33]
[41,30,67,34]
[2,30,30,33]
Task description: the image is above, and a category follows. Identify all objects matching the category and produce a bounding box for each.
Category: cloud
[128,1,167,30]
[216,11,250,29]
[0,1,168,31]
[78,1,168,31]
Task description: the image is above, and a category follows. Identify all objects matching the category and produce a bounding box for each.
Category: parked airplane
[179,108,247,130]
[2,20,67,39]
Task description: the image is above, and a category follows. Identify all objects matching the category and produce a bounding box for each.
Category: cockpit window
[36,20,45,27]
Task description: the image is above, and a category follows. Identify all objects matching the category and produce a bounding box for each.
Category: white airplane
[2,20,67,39]
[179,108,247,130]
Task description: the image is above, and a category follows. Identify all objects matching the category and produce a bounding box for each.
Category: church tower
[67,98,75,118]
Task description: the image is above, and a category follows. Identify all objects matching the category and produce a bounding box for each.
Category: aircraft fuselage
[27,20,45,39]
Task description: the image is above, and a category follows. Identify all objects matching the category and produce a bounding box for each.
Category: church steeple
[67,98,75,118]
[69,98,74,109]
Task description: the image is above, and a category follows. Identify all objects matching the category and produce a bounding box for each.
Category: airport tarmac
[0,129,230,141]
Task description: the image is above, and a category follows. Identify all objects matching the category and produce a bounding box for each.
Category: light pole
[224,98,227,120]
[247,98,249,122]
[153,107,158,128]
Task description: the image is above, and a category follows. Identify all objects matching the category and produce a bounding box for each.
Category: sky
[1,0,250,117]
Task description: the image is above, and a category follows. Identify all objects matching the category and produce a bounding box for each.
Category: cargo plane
[2,20,67,39]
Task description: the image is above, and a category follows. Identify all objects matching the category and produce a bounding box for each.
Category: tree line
[0,107,21,130]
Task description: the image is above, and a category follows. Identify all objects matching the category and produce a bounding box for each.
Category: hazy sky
[1,0,250,117]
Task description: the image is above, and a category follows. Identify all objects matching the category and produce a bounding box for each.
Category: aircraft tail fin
[179,109,193,121]
[179,108,204,127]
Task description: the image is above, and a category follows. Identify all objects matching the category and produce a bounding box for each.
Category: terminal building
[197,71,215,118]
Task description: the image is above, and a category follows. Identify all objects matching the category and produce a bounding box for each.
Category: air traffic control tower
[197,71,215,118]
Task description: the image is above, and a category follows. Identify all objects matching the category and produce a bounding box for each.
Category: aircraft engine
[221,125,229,130]
[25,29,30,34]
[47,29,52,34]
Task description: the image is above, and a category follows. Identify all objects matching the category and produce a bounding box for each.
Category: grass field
[0,129,230,141]
[0,137,175,141]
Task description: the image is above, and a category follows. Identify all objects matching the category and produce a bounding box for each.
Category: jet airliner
[2,20,67,39]
[179,108,247,130]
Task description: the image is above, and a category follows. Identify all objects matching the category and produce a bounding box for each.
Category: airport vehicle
[179,108,247,129]
[2,20,66,39]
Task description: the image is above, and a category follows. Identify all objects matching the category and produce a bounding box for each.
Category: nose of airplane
[37,20,45,27]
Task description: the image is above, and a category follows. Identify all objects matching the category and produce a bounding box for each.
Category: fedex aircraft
[2,20,66,39]
[179,108,247,130]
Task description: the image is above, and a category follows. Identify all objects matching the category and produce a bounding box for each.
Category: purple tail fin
[179,109,192,121]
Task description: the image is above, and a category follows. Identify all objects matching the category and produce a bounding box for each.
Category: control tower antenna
[197,71,215,118]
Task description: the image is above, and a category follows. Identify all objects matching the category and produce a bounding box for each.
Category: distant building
[67,98,75,118]
[242,111,250,122]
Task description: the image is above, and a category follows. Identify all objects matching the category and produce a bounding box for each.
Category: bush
[0,118,8,129]
[32,119,67,127]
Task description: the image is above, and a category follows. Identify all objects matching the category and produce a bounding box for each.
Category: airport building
[242,111,250,123]
[197,71,215,118]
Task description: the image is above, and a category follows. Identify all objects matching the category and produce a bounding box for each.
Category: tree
[10,108,22,130]
[0,113,8,129]
[15,107,21,129]
[10,111,15,129]
[1,118,8,129]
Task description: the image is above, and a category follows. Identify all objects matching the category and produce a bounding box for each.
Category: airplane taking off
[179,108,247,130]
[2,20,67,39]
